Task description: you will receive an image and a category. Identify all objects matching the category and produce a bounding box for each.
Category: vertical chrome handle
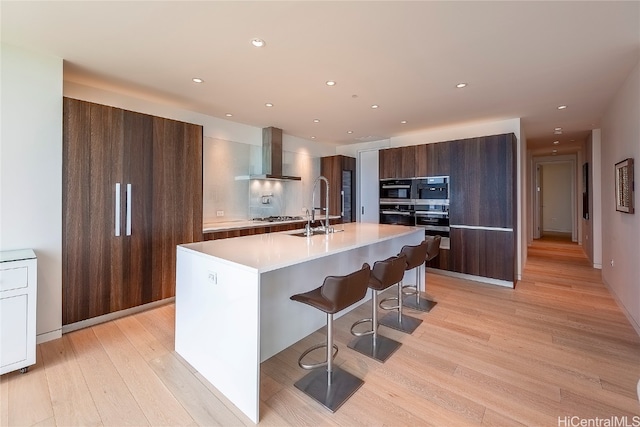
[126,184,132,236]
[115,183,121,236]
[341,190,345,216]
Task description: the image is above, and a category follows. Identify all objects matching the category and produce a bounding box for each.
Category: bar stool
[348,254,406,362]
[378,251,423,334]
[402,236,440,312]
[289,263,371,412]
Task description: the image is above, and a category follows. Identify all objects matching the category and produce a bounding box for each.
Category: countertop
[181,222,424,273]
[203,216,341,233]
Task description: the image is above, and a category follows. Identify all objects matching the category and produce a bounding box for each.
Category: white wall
[1,44,63,342]
[541,163,573,233]
[600,60,640,333]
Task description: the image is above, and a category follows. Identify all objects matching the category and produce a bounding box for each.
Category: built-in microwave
[413,176,449,202]
[380,179,413,204]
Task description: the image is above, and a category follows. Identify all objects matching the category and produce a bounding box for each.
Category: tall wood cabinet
[449,133,517,282]
[63,98,203,325]
[321,155,356,222]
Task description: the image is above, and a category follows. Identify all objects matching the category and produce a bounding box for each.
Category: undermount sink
[289,230,329,237]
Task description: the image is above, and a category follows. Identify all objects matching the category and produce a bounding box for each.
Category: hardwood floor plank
[67,327,149,426]
[39,335,103,426]
[149,352,243,426]
[481,408,528,427]
[91,321,195,426]
[4,345,54,426]
[114,314,169,362]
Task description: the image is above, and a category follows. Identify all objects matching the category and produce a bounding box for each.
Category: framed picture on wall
[615,158,634,214]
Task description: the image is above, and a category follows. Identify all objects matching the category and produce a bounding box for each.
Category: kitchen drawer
[0,266,29,292]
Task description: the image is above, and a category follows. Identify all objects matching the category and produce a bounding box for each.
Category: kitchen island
[175,223,424,423]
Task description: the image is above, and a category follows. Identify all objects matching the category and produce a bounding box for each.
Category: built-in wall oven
[380,179,412,203]
[379,202,415,226]
[413,176,450,236]
[413,176,449,201]
[414,202,450,237]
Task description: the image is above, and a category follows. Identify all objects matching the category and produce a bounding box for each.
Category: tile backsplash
[203,137,320,223]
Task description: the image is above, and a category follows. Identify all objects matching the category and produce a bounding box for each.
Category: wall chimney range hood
[245,127,301,181]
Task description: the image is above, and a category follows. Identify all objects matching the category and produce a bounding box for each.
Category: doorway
[533,156,577,242]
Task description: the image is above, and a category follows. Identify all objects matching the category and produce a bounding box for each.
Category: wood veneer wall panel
[63,98,91,325]
[122,111,154,309]
[450,228,514,281]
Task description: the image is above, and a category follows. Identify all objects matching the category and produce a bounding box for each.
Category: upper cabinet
[321,155,356,222]
[449,134,516,228]
[63,97,203,325]
[379,146,416,179]
[416,141,450,177]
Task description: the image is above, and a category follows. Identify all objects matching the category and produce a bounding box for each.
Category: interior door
[359,149,379,223]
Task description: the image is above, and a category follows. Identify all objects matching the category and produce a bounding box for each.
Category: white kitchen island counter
[175,223,424,423]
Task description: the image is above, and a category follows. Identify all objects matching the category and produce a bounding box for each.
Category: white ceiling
[2,1,639,153]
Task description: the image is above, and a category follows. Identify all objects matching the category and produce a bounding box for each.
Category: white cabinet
[1,249,37,375]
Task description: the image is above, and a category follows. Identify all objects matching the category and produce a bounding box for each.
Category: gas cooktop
[252,216,304,222]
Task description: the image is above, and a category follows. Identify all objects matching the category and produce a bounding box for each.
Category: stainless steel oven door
[380,179,412,201]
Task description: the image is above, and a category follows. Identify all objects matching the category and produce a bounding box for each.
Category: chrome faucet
[311,175,332,233]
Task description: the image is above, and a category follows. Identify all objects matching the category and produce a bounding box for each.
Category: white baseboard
[37,329,62,344]
[601,277,640,338]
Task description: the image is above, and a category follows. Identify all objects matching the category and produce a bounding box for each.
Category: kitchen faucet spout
[311,176,332,233]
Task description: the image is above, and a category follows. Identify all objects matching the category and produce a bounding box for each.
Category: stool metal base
[348,334,402,363]
[294,366,364,413]
[403,294,437,312]
[378,312,422,334]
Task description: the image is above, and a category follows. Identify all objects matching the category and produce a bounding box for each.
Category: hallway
[2,239,639,426]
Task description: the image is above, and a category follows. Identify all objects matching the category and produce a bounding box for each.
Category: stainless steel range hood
[248,127,301,181]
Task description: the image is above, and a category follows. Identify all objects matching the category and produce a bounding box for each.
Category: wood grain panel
[450,227,515,281]
[63,98,91,325]
[122,110,154,309]
[63,98,203,325]
[321,155,356,221]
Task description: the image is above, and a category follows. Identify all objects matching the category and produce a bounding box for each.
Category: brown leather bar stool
[378,249,423,334]
[290,263,371,412]
[348,254,406,362]
[402,236,440,312]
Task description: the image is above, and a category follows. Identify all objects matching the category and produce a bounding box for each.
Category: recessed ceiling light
[456,82,467,88]
[192,78,204,83]
[251,38,265,48]
[554,131,563,135]
[557,105,567,110]
[313,119,320,123]
[400,120,407,124]
[326,81,336,86]
[552,149,558,153]
[265,103,273,107]
[225,113,233,117]
[554,127,562,131]
[347,130,353,134]
[311,136,316,139]
[553,140,559,145]
[371,104,379,109]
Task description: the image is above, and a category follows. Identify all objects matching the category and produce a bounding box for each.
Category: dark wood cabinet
[379,146,415,179]
[448,133,517,283]
[449,134,516,228]
[321,155,356,222]
[63,98,203,325]
[450,228,515,282]
[416,141,450,177]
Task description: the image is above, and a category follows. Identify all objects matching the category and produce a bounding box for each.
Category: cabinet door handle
[115,183,121,236]
[126,184,132,236]
[341,190,345,216]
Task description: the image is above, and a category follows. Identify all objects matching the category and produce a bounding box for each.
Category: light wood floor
[2,239,639,426]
